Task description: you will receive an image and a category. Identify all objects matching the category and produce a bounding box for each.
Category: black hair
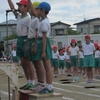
[70,42,77,47]
[79,46,82,48]
[40,9,49,15]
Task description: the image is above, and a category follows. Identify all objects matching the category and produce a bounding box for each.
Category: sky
[1,0,100,27]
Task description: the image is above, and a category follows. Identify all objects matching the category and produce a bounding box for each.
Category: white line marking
[0,90,12,96]
[53,87,100,98]
[63,97,74,100]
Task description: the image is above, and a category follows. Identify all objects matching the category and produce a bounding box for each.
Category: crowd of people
[52,35,100,83]
[6,0,100,95]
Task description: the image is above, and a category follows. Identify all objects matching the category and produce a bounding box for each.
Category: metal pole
[6,11,11,100]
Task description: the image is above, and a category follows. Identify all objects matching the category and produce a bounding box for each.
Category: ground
[0,67,100,100]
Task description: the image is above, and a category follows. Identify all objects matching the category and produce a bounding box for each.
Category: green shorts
[94,58,100,68]
[13,56,19,63]
[59,60,65,69]
[66,62,71,68]
[70,55,78,67]
[52,59,58,68]
[16,36,28,58]
[78,58,84,68]
[83,54,94,67]
[28,39,35,61]
[32,38,52,61]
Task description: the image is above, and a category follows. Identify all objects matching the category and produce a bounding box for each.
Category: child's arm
[28,0,38,17]
[7,0,18,17]
[42,33,46,60]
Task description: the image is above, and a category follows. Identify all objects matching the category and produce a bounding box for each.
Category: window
[94,25,100,31]
[77,41,81,46]
[81,28,83,32]
[58,42,62,49]
[56,29,64,35]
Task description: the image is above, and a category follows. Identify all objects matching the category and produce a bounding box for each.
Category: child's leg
[43,59,52,84]
[28,61,35,85]
[89,67,93,81]
[33,60,45,83]
[98,68,100,76]
[95,68,98,76]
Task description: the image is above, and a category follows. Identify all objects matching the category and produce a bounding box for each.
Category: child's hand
[25,45,29,53]
[42,52,46,60]
[32,45,36,54]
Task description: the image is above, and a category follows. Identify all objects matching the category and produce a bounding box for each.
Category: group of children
[7,0,53,94]
[52,35,100,83]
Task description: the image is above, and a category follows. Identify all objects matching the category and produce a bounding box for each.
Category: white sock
[46,84,53,90]
[30,80,35,85]
[62,69,65,74]
[58,69,61,75]
[27,80,31,84]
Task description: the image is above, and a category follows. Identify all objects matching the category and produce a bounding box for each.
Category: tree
[3,32,17,41]
[92,31,100,34]
[65,28,81,35]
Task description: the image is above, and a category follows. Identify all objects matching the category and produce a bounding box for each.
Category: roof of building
[0,19,17,26]
[74,18,100,25]
[51,21,71,27]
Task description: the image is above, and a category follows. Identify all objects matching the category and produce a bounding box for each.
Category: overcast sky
[1,0,100,27]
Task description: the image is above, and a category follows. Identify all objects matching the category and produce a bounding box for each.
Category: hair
[40,9,49,15]
[70,42,77,47]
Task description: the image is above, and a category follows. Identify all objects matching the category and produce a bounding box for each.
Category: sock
[30,80,35,85]
[46,84,53,90]
[58,69,61,75]
[27,80,31,84]
[38,82,45,86]
[62,69,65,74]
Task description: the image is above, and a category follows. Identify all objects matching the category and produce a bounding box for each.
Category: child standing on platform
[52,45,59,78]
[82,35,95,83]
[94,43,100,77]
[69,39,79,82]
[31,2,54,94]
[7,0,35,89]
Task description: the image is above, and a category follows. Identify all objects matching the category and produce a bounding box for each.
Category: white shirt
[69,46,79,56]
[59,55,65,60]
[94,50,100,58]
[38,18,50,37]
[11,50,16,57]
[82,42,95,56]
[79,51,84,58]
[65,54,70,60]
[17,13,30,36]
[28,16,39,39]
[52,51,59,59]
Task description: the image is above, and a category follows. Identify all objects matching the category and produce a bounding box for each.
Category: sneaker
[39,87,54,95]
[23,84,34,90]
[30,83,44,93]
[86,81,93,84]
[76,77,78,82]
[19,84,28,89]
[73,77,76,82]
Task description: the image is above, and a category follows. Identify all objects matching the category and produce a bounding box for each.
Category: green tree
[65,28,81,35]
[3,32,17,41]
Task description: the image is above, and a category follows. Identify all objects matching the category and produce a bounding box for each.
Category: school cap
[37,2,51,12]
[71,39,76,43]
[53,45,57,50]
[32,2,40,8]
[13,45,16,49]
[85,34,90,39]
[16,0,28,6]
[94,43,98,47]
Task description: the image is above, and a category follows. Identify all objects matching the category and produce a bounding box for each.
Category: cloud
[1,0,100,27]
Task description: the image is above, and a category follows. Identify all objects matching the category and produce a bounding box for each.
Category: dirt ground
[0,66,100,100]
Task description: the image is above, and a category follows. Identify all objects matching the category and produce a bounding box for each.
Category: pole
[6,11,11,100]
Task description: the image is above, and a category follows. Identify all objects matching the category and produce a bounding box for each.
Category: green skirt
[32,37,52,61]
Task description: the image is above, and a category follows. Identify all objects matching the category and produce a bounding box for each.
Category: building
[0,19,17,41]
[74,18,100,34]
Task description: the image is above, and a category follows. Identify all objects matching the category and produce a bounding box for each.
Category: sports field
[0,67,100,100]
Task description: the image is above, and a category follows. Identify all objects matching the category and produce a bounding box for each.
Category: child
[11,45,19,63]
[78,46,86,77]
[65,49,71,77]
[58,49,65,76]
[26,0,45,92]
[69,39,79,82]
[31,2,54,94]
[94,43,100,78]
[52,45,59,78]
[7,0,35,89]
[82,35,95,83]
